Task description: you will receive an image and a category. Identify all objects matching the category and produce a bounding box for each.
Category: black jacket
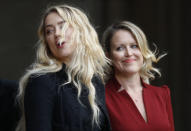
[24,66,111,131]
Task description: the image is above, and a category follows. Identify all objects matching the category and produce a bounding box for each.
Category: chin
[123,68,139,74]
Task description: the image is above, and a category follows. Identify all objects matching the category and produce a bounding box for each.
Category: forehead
[111,29,136,45]
[45,12,64,26]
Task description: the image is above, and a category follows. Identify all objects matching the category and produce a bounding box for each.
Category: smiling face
[44,12,76,64]
[109,29,144,76]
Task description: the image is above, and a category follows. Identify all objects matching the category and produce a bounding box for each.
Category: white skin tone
[110,29,147,122]
[45,12,75,64]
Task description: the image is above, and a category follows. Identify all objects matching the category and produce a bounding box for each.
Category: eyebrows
[45,20,65,29]
[113,41,137,46]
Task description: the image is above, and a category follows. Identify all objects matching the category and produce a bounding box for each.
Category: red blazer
[105,77,174,131]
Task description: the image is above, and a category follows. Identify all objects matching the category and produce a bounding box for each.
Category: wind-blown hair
[16,4,109,131]
[102,21,166,84]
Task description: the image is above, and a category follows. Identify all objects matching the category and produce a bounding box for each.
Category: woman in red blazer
[102,21,174,131]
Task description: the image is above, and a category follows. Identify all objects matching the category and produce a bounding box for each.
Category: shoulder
[105,80,112,89]
[92,75,105,97]
[144,83,171,98]
[92,75,105,102]
[105,77,118,93]
[105,80,113,93]
[144,83,169,92]
[27,72,58,86]
[28,73,55,83]
[25,73,58,95]
[92,75,104,85]
[92,75,104,91]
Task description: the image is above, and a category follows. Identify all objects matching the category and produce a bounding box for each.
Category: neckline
[124,88,149,124]
[111,76,149,124]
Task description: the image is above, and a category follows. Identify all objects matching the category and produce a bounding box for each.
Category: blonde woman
[16,4,111,131]
[102,21,174,131]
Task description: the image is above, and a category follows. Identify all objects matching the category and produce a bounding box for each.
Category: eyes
[116,44,139,51]
[45,23,64,36]
[46,29,54,35]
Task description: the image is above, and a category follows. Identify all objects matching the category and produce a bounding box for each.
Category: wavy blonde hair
[102,21,166,84]
[16,4,109,131]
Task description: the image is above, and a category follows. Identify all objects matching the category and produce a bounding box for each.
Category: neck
[60,58,70,65]
[115,71,142,92]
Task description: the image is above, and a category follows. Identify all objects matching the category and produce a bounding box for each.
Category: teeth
[57,42,62,46]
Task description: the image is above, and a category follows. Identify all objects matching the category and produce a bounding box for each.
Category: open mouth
[56,41,65,48]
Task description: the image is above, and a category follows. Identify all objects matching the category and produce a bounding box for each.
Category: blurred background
[0,0,190,130]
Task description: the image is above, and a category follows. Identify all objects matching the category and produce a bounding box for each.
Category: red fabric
[105,77,174,131]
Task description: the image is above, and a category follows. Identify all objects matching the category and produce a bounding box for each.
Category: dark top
[24,66,111,131]
[105,77,174,131]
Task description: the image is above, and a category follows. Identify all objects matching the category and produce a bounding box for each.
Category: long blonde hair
[16,4,109,131]
[102,21,166,84]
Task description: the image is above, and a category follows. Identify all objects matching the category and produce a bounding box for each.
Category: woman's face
[109,29,143,76]
[45,12,76,64]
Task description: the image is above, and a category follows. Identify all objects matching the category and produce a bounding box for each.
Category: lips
[56,41,65,48]
[123,59,135,63]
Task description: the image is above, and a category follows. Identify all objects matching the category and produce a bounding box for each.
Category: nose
[55,26,61,38]
[125,47,133,56]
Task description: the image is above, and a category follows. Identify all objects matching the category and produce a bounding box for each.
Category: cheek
[65,28,73,40]
[135,50,143,62]
[45,36,51,45]
[45,38,55,53]
[110,52,122,62]
[46,41,52,50]
[46,38,55,49]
